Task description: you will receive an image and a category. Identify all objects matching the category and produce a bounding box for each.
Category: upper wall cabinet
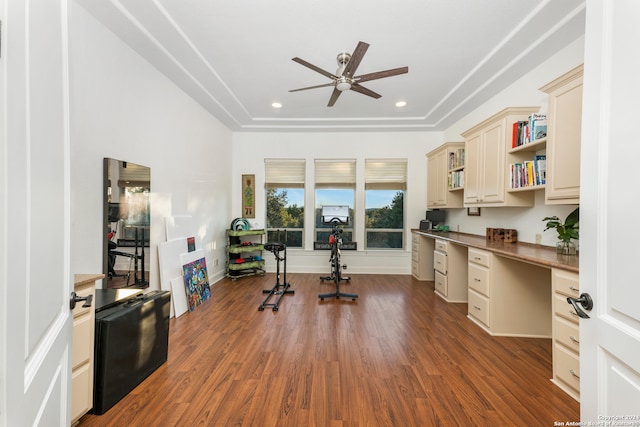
[540,65,583,205]
[427,142,465,208]
[462,107,539,207]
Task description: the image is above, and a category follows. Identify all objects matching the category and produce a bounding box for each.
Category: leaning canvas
[182,257,211,311]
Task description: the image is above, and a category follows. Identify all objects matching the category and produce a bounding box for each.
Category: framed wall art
[242,174,255,218]
[467,207,481,216]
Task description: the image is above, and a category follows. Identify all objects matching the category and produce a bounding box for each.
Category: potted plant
[542,207,579,254]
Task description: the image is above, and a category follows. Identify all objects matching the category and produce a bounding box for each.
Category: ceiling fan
[289,41,408,107]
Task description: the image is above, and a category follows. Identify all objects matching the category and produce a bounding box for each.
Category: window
[364,159,407,249]
[265,159,305,248]
[315,160,356,243]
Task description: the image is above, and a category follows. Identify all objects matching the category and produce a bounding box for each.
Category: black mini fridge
[93,290,171,415]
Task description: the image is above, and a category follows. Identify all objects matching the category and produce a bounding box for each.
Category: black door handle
[566,293,593,319]
[70,291,94,310]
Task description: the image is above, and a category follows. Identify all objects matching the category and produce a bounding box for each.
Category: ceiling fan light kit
[336,77,352,91]
[290,41,408,106]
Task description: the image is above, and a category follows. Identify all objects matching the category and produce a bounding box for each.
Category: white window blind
[314,159,356,188]
[365,159,407,190]
[265,159,305,188]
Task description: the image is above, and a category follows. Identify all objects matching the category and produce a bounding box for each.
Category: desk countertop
[412,229,579,273]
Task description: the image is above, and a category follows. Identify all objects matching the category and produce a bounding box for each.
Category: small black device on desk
[421,209,446,230]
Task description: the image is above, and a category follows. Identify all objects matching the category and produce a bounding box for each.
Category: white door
[580,0,640,421]
[1,0,73,425]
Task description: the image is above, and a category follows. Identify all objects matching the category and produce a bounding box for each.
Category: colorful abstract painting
[182,257,211,311]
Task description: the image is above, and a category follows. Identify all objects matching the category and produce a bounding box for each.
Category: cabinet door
[480,120,506,203]
[434,149,448,205]
[427,149,447,207]
[464,133,482,204]
[427,154,439,207]
[546,76,583,204]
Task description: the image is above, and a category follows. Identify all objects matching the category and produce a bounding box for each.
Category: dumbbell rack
[225,229,266,280]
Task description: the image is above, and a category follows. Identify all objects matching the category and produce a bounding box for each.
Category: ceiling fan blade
[327,88,342,107]
[355,66,409,83]
[289,82,335,93]
[292,57,338,80]
[350,83,382,99]
[342,41,369,78]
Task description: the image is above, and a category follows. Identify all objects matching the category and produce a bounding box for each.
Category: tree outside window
[365,190,404,249]
[266,188,304,248]
[364,159,407,249]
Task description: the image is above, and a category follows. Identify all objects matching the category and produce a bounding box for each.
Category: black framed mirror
[103,158,150,289]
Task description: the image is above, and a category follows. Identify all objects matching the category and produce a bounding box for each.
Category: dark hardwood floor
[79,273,579,426]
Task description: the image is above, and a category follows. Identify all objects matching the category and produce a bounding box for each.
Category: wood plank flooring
[78,273,579,426]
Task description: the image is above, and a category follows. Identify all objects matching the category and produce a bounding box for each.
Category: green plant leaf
[564,207,579,227]
[542,207,579,241]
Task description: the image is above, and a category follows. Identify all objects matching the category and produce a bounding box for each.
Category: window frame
[364,159,407,250]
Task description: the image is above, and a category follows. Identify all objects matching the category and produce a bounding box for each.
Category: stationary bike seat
[264,242,285,253]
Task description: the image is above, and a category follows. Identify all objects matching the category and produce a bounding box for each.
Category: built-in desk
[411,229,581,401]
[412,229,578,273]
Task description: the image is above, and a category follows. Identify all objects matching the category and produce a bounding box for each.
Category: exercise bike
[319,210,358,301]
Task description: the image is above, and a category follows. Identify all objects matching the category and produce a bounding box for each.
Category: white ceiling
[75,0,586,132]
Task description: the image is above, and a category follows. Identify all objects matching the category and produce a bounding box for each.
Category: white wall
[232,132,442,274]
[68,2,233,288]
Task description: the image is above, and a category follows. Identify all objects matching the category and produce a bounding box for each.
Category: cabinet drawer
[553,270,580,298]
[411,261,418,276]
[468,263,490,297]
[468,290,490,327]
[412,233,419,244]
[468,248,490,268]
[554,293,581,323]
[435,270,447,296]
[555,316,580,354]
[434,251,447,274]
[412,249,419,263]
[554,343,580,393]
[435,239,448,253]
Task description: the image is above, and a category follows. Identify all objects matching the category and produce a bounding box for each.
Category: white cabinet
[433,239,467,302]
[427,142,465,208]
[71,274,102,425]
[541,65,583,205]
[411,233,434,281]
[467,248,552,337]
[551,268,580,401]
[462,107,539,207]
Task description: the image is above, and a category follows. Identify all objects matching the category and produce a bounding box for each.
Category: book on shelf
[534,154,546,185]
[510,154,546,189]
[447,148,465,170]
[448,170,464,189]
[530,113,547,141]
[511,113,547,148]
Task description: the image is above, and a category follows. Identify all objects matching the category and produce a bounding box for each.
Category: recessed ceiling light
[395,101,407,107]
[272,102,282,108]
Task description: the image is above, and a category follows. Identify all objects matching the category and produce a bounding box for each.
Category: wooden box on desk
[486,228,517,243]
